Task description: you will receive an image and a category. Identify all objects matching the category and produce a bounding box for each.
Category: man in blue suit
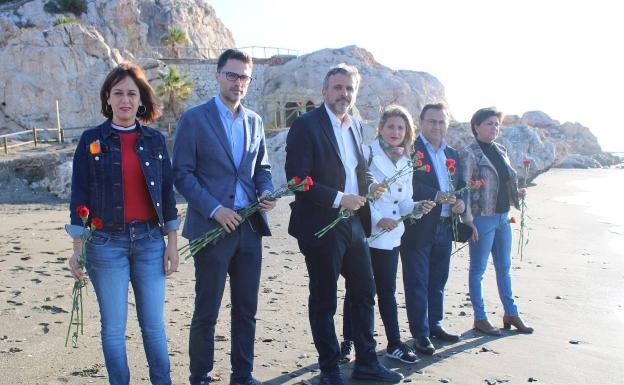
[400,103,465,356]
[173,49,275,385]
[285,64,402,385]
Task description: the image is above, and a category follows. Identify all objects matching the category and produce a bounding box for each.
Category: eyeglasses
[220,71,253,83]
[423,119,448,126]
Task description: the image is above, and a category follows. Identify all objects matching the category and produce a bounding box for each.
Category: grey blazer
[460,140,520,223]
[172,98,273,240]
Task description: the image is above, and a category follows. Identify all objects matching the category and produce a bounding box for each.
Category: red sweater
[118,131,157,223]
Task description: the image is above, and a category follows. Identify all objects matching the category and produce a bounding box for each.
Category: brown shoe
[473,319,501,336]
[503,315,534,334]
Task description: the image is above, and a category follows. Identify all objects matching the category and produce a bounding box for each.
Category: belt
[437,216,451,224]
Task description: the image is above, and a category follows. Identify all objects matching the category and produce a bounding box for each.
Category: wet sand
[1,168,623,385]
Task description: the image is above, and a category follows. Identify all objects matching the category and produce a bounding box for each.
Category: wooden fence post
[32,127,38,147]
[56,99,63,143]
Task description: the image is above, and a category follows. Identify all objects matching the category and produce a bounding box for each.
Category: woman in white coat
[341,105,435,364]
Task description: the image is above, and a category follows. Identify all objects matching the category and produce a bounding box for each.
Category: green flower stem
[368,203,427,242]
[517,163,530,260]
[181,179,310,259]
[65,219,90,348]
[316,155,429,239]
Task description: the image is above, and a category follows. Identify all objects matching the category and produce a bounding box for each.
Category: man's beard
[328,97,352,115]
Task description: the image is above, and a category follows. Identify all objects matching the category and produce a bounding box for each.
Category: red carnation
[425,164,431,173]
[509,216,517,224]
[291,176,301,185]
[76,205,90,219]
[306,176,314,187]
[91,217,104,230]
[416,159,423,167]
[445,158,456,168]
[448,165,456,174]
[480,178,486,185]
[468,179,477,186]
[416,150,425,159]
[523,159,532,166]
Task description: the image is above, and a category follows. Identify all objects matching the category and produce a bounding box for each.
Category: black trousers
[189,215,262,384]
[299,216,379,373]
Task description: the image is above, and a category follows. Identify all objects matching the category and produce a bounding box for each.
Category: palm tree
[160,27,189,58]
[156,66,194,119]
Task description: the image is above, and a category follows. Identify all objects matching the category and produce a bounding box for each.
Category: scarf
[378,137,405,164]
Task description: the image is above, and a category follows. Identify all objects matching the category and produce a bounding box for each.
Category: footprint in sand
[39,305,67,314]
[38,323,49,334]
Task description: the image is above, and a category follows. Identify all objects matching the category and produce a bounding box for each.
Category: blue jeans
[85,220,170,385]
[401,222,452,337]
[469,212,519,321]
[343,247,401,346]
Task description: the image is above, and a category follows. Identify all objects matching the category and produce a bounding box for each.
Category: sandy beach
[1,168,623,385]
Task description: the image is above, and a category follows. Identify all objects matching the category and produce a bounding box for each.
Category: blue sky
[210,0,623,151]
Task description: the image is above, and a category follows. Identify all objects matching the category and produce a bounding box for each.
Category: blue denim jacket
[66,120,179,238]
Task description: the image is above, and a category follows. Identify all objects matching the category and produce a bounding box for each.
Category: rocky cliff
[0,0,235,131]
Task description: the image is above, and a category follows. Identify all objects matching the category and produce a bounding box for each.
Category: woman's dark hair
[470,107,503,137]
[100,63,160,124]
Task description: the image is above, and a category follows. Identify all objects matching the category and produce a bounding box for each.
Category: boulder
[498,125,557,181]
[261,45,447,131]
[556,154,602,169]
[446,123,557,182]
[0,23,119,130]
[266,130,288,186]
[554,121,602,155]
[591,152,623,167]
[36,160,72,199]
[520,110,559,128]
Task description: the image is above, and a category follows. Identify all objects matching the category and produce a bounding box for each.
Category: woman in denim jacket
[460,107,533,336]
[66,63,179,385]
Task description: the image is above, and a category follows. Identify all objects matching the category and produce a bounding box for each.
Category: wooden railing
[1,127,63,154]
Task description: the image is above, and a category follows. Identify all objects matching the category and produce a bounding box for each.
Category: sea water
[554,168,624,253]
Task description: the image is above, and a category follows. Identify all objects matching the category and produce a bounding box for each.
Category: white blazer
[365,141,419,250]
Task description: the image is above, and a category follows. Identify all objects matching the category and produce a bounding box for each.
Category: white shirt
[324,104,360,208]
[365,141,419,249]
[420,133,451,218]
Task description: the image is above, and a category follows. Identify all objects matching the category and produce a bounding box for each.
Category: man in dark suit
[173,49,275,385]
[400,103,465,356]
[285,64,403,385]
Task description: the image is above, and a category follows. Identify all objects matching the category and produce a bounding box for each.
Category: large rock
[36,160,73,198]
[266,130,288,186]
[498,125,557,181]
[261,45,447,137]
[520,110,559,128]
[556,154,602,169]
[446,123,556,182]
[138,0,235,58]
[554,121,602,155]
[0,23,119,130]
[2,0,235,58]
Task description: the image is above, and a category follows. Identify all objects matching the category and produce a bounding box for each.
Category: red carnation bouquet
[315,151,430,238]
[180,176,314,259]
[66,205,103,347]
